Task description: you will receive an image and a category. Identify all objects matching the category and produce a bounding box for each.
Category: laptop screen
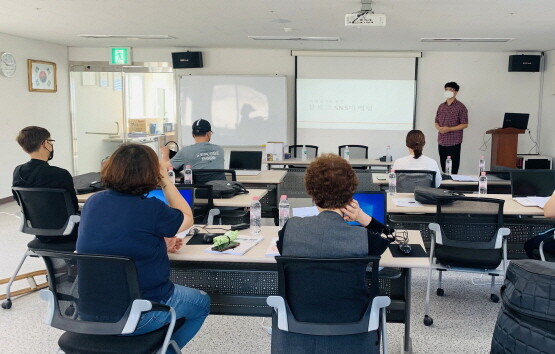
[347,191,387,226]
[148,187,194,207]
[502,113,529,130]
[511,170,555,197]
[229,151,263,170]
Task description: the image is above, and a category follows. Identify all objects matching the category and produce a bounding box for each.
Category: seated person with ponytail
[274,154,394,353]
[392,129,442,188]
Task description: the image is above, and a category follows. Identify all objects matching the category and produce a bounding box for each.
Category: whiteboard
[179,75,287,146]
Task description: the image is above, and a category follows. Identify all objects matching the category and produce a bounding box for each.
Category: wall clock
[0,52,16,78]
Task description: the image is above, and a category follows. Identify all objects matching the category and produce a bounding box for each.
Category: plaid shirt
[435,99,468,146]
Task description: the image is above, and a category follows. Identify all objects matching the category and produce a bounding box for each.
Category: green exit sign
[110,47,132,65]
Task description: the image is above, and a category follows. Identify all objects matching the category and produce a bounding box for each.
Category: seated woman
[392,129,442,187]
[77,143,210,352]
[275,154,394,353]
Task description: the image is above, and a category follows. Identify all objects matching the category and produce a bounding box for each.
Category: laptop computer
[502,113,529,130]
[148,186,195,207]
[229,151,263,176]
[511,170,555,197]
[348,191,387,226]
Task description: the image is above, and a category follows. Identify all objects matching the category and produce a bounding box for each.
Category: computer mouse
[398,243,412,255]
[202,233,218,244]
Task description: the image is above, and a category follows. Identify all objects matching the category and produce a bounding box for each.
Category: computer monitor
[511,170,555,197]
[148,187,194,207]
[348,191,387,226]
[229,151,263,170]
[502,113,529,130]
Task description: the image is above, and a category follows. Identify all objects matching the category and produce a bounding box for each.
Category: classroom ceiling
[1,0,554,52]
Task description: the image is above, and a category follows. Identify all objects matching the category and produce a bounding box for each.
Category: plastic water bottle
[343,146,350,161]
[184,165,193,184]
[479,156,486,175]
[278,195,290,228]
[445,156,452,175]
[250,196,262,235]
[386,145,392,162]
[479,172,488,195]
[167,166,176,184]
[388,169,397,196]
[301,145,308,161]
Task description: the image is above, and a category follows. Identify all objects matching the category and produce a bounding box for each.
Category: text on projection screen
[297,79,415,131]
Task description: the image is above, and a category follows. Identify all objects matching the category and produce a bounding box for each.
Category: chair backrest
[395,170,436,193]
[288,145,318,159]
[435,196,504,249]
[12,187,78,236]
[188,184,215,223]
[36,250,140,335]
[192,169,236,185]
[275,256,380,335]
[338,145,368,159]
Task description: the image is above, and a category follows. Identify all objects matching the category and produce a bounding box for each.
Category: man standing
[165,119,225,184]
[435,82,468,174]
[13,126,79,242]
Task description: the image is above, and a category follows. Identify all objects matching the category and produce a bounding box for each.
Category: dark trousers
[438,144,462,174]
[524,230,555,259]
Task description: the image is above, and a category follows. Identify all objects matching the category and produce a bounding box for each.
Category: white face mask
[444,90,455,99]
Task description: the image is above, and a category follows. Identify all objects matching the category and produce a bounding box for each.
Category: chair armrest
[429,223,442,244]
[494,227,511,249]
[62,215,81,235]
[368,296,391,332]
[39,289,55,326]
[266,296,288,331]
[121,299,154,334]
[207,209,220,226]
[16,211,24,233]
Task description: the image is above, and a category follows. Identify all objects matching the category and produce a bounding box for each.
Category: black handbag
[197,180,249,199]
[413,186,462,205]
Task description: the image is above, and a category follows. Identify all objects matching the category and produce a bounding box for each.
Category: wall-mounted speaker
[172,52,203,68]
[508,55,540,72]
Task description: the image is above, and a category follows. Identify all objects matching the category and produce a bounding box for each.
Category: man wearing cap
[166,119,225,184]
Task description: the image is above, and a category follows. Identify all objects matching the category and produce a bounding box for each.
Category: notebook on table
[229,151,262,176]
[348,191,387,226]
[148,186,195,207]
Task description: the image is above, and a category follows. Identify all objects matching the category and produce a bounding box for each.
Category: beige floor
[0,200,502,354]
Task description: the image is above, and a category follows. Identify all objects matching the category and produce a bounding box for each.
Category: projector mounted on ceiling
[345,0,386,27]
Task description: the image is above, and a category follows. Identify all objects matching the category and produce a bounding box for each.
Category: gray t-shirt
[170,142,225,184]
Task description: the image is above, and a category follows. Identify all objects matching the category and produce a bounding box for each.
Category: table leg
[402,268,413,354]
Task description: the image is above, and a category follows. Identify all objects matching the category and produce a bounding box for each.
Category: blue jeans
[130,284,210,352]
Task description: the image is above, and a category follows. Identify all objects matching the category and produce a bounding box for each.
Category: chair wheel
[2,299,12,309]
[490,294,499,303]
[423,315,433,326]
[436,288,444,296]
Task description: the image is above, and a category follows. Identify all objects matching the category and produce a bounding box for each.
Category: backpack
[197,180,249,199]
[490,260,555,353]
[413,186,463,205]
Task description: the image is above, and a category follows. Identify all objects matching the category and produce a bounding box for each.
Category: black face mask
[45,142,54,161]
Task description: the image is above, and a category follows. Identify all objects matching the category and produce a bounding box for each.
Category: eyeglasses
[47,139,55,142]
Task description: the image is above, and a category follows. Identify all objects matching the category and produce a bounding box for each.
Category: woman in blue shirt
[77,143,210,352]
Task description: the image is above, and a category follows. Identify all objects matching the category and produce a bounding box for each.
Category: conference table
[373,173,511,193]
[169,226,428,353]
[235,170,287,216]
[386,192,553,259]
[266,158,392,171]
[77,188,267,208]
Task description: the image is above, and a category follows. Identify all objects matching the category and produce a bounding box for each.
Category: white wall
[0,33,70,198]
[416,52,541,174]
[539,50,555,161]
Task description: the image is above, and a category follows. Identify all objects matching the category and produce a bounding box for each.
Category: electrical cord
[260,317,272,335]
[392,229,409,245]
[526,129,539,154]
[480,131,491,152]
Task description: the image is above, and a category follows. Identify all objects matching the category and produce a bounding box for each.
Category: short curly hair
[304,154,358,209]
[101,143,161,196]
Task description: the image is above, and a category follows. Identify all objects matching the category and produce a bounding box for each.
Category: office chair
[192,169,236,185]
[189,181,248,225]
[395,170,437,193]
[2,187,79,310]
[338,145,368,159]
[267,256,391,354]
[539,234,555,262]
[36,250,184,354]
[423,196,510,326]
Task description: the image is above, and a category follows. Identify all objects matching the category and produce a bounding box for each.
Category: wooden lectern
[486,128,525,168]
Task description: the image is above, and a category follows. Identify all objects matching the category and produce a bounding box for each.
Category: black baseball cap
[192,119,212,134]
